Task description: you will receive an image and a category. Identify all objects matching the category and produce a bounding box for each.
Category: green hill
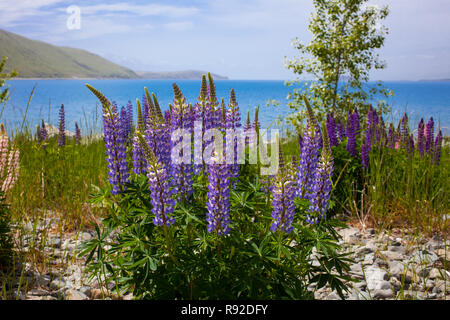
[0,29,138,78]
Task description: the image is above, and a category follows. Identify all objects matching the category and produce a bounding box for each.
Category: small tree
[285,0,392,126]
[0,56,18,118]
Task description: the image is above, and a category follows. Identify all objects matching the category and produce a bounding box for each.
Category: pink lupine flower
[0,125,20,193]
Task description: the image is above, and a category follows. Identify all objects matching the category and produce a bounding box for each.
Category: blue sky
[0,0,449,80]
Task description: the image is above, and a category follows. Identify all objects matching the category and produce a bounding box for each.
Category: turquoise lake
[2,80,449,135]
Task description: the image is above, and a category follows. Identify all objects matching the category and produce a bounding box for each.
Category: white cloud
[0,0,65,26]
[78,3,199,18]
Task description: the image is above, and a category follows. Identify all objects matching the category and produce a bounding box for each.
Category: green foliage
[0,56,18,107]
[328,143,363,216]
[362,141,449,234]
[9,131,107,230]
[285,0,392,126]
[79,175,354,300]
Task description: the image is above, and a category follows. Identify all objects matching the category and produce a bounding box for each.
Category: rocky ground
[3,218,449,300]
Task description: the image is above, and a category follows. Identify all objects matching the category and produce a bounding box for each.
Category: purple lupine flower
[351,108,360,135]
[135,131,176,227]
[298,132,304,152]
[206,153,231,236]
[86,84,129,194]
[132,99,147,175]
[379,116,386,146]
[297,99,321,200]
[306,122,334,224]
[434,130,442,165]
[401,113,409,147]
[417,119,425,157]
[40,119,47,143]
[425,117,434,154]
[225,88,242,187]
[336,119,345,142]
[148,160,176,226]
[126,100,133,135]
[326,113,338,147]
[120,106,129,143]
[193,75,213,173]
[367,106,379,148]
[409,133,415,155]
[75,122,81,144]
[142,95,149,130]
[170,83,194,200]
[361,133,369,169]
[58,104,65,146]
[346,110,357,157]
[270,152,296,233]
[132,135,147,175]
[387,123,395,149]
[104,102,130,195]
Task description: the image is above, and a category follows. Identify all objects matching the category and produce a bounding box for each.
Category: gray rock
[388,261,405,278]
[27,289,51,297]
[365,266,389,291]
[353,280,367,291]
[47,238,61,249]
[429,268,443,280]
[49,279,66,290]
[409,250,439,266]
[424,279,434,290]
[356,290,371,300]
[79,286,92,297]
[373,288,394,299]
[65,289,88,300]
[325,292,342,300]
[339,227,361,244]
[380,250,405,261]
[363,253,376,266]
[349,264,364,278]
[80,232,93,241]
[388,245,406,254]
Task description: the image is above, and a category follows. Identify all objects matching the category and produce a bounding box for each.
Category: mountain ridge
[0,29,228,80]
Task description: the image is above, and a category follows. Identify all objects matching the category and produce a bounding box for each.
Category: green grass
[9,131,108,231]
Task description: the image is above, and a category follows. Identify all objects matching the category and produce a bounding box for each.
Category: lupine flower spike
[0,124,20,193]
[58,104,65,146]
[346,110,357,157]
[86,84,129,194]
[417,119,425,157]
[434,129,442,165]
[75,122,81,144]
[226,88,242,187]
[297,97,321,200]
[425,117,434,155]
[270,147,296,233]
[306,121,334,225]
[206,141,231,236]
[132,99,147,175]
[171,83,194,200]
[136,132,176,227]
[41,119,47,143]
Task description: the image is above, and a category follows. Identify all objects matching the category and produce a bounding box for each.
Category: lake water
[2,79,449,135]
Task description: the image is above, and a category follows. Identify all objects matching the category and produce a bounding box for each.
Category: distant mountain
[0,29,229,80]
[0,29,138,78]
[136,70,228,80]
[418,78,450,82]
